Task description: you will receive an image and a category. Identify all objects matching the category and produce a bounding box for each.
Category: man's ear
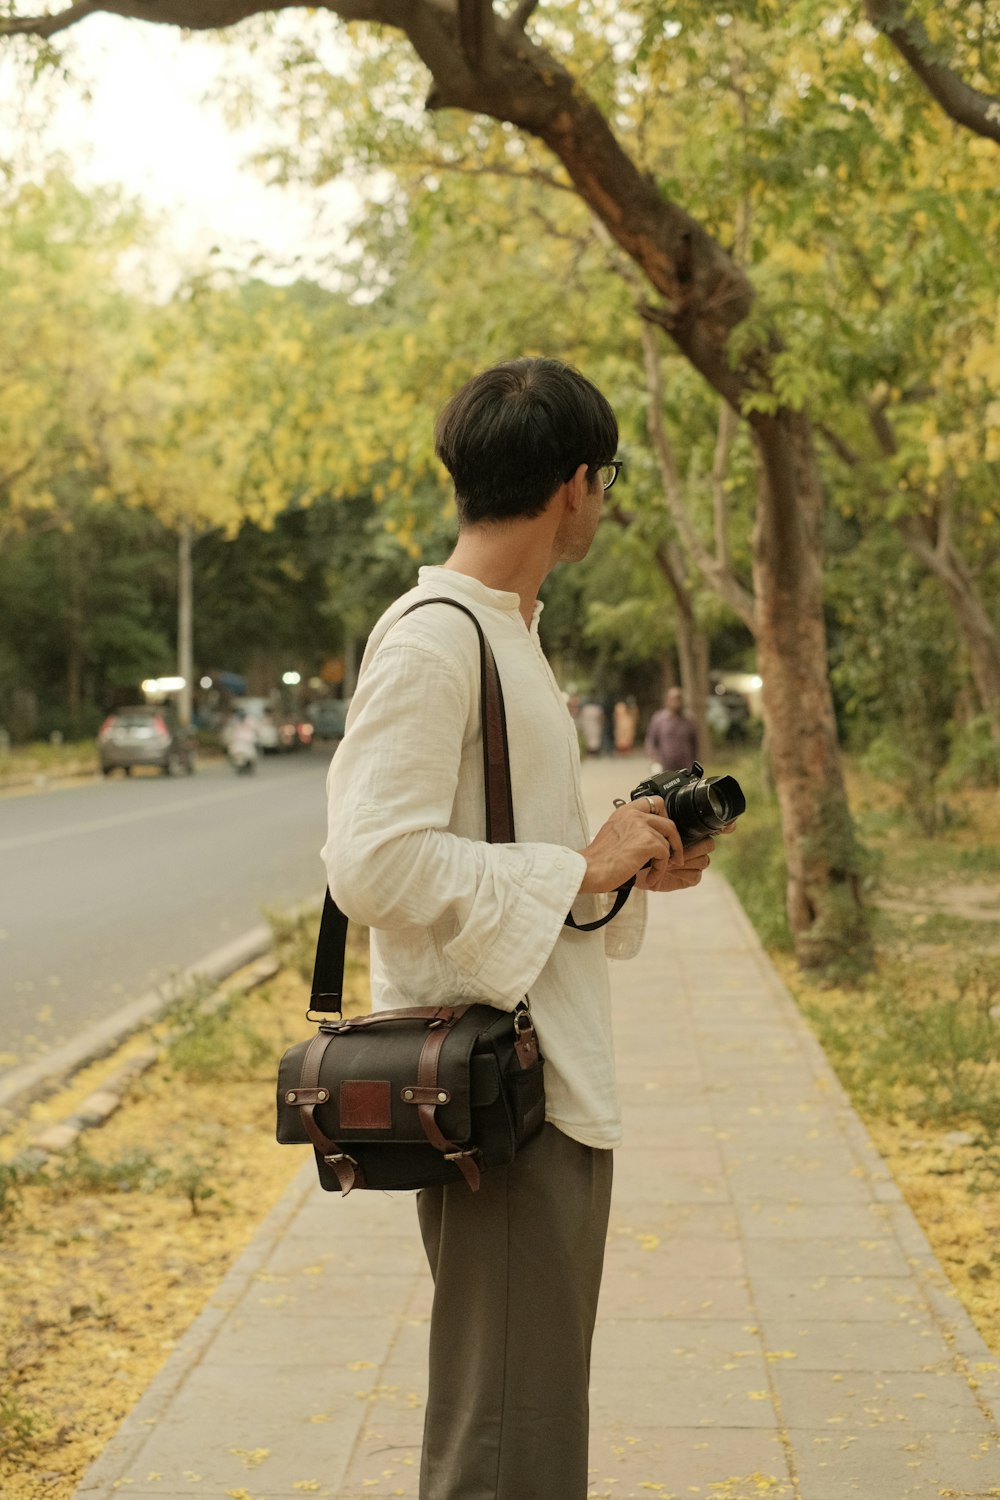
[565,463,590,513]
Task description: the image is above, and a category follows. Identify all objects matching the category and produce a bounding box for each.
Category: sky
[0,13,360,286]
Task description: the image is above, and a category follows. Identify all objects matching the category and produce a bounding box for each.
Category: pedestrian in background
[578,697,605,756]
[613,697,638,755]
[644,685,699,771]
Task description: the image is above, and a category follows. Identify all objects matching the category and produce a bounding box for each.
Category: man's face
[666,688,684,712]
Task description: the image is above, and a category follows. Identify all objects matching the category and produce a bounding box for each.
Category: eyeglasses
[599,460,623,492]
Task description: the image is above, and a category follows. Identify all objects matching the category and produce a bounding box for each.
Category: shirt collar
[418,566,544,631]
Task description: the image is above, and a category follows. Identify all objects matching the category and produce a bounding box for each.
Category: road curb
[0,921,276,1127]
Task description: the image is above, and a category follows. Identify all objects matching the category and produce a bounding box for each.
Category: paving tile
[291,1191,419,1239]
[709,1097,842,1123]
[756,1316,953,1372]
[614,1146,724,1177]
[771,1366,989,1431]
[612,1171,732,1204]
[615,1066,707,1091]
[338,1435,421,1495]
[589,1364,780,1429]
[608,1202,741,1238]
[205,1311,401,1367]
[245,1267,418,1318]
[597,1272,754,1321]
[614,1122,723,1152]
[587,1424,793,1498]
[593,1317,767,1370]
[736,1201,894,1240]
[715,1121,849,1149]
[743,1234,913,1279]
[105,1363,369,1491]
[723,1162,875,1204]
[787,1427,1000,1497]
[751,1275,931,1323]
[264,1233,425,1279]
[603,1234,747,1279]
[381,1317,431,1368]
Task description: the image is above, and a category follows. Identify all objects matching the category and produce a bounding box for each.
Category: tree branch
[0,0,398,38]
[864,0,1000,146]
[867,396,899,459]
[506,0,539,34]
[711,403,737,576]
[640,320,756,631]
[816,422,864,469]
[607,504,699,657]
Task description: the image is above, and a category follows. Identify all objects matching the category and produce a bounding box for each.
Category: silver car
[98,706,197,776]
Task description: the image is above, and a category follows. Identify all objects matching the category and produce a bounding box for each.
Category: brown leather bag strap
[307,597,514,1019]
[412,1018,482,1192]
[393,597,515,844]
[291,1030,363,1194]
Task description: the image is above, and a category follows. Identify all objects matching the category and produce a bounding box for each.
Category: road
[0,750,335,1077]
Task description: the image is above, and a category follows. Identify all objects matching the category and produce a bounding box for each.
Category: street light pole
[178,516,193,727]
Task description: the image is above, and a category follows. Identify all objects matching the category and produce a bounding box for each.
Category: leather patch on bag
[339,1079,392,1130]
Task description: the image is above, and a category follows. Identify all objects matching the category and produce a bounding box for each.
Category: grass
[0,739,97,780]
[709,751,792,954]
[0,913,372,1499]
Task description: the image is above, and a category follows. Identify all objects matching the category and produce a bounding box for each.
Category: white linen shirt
[322,566,646,1149]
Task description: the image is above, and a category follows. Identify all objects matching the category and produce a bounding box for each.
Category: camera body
[631,760,746,846]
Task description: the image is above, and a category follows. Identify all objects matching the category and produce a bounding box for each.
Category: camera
[631,760,746,846]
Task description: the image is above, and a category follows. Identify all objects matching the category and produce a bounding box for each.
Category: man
[323,357,718,1500]
[644,685,699,772]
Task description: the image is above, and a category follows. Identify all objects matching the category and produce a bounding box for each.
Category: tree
[2,1,876,972]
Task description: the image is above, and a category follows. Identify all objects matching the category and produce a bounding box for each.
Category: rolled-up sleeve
[322,639,587,1009]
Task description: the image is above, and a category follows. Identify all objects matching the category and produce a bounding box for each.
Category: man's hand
[635,832,715,893]
[579,795,699,893]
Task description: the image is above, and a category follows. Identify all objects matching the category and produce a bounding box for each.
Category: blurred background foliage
[0,0,997,813]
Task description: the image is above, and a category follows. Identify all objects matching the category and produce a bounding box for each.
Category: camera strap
[563,876,635,932]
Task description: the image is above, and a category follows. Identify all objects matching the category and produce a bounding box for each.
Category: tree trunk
[676,614,710,758]
[752,412,871,970]
[899,523,1000,744]
[654,541,710,755]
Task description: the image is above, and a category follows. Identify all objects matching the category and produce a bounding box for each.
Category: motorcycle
[225,715,259,775]
[227,740,258,775]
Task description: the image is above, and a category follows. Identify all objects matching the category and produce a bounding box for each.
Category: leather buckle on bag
[443,1148,479,1162]
[323,1151,358,1166]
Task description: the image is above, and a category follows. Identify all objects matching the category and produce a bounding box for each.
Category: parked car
[98,706,197,777]
[307,698,352,741]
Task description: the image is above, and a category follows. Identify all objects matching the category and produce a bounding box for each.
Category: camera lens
[666,774,746,844]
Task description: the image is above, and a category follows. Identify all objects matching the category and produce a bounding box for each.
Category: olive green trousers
[416,1123,613,1500]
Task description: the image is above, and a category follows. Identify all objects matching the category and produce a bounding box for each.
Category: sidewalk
[74,758,1000,1499]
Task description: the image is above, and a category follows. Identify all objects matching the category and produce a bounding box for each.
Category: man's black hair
[434,357,618,525]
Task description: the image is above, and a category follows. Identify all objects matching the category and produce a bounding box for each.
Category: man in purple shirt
[644,685,699,770]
